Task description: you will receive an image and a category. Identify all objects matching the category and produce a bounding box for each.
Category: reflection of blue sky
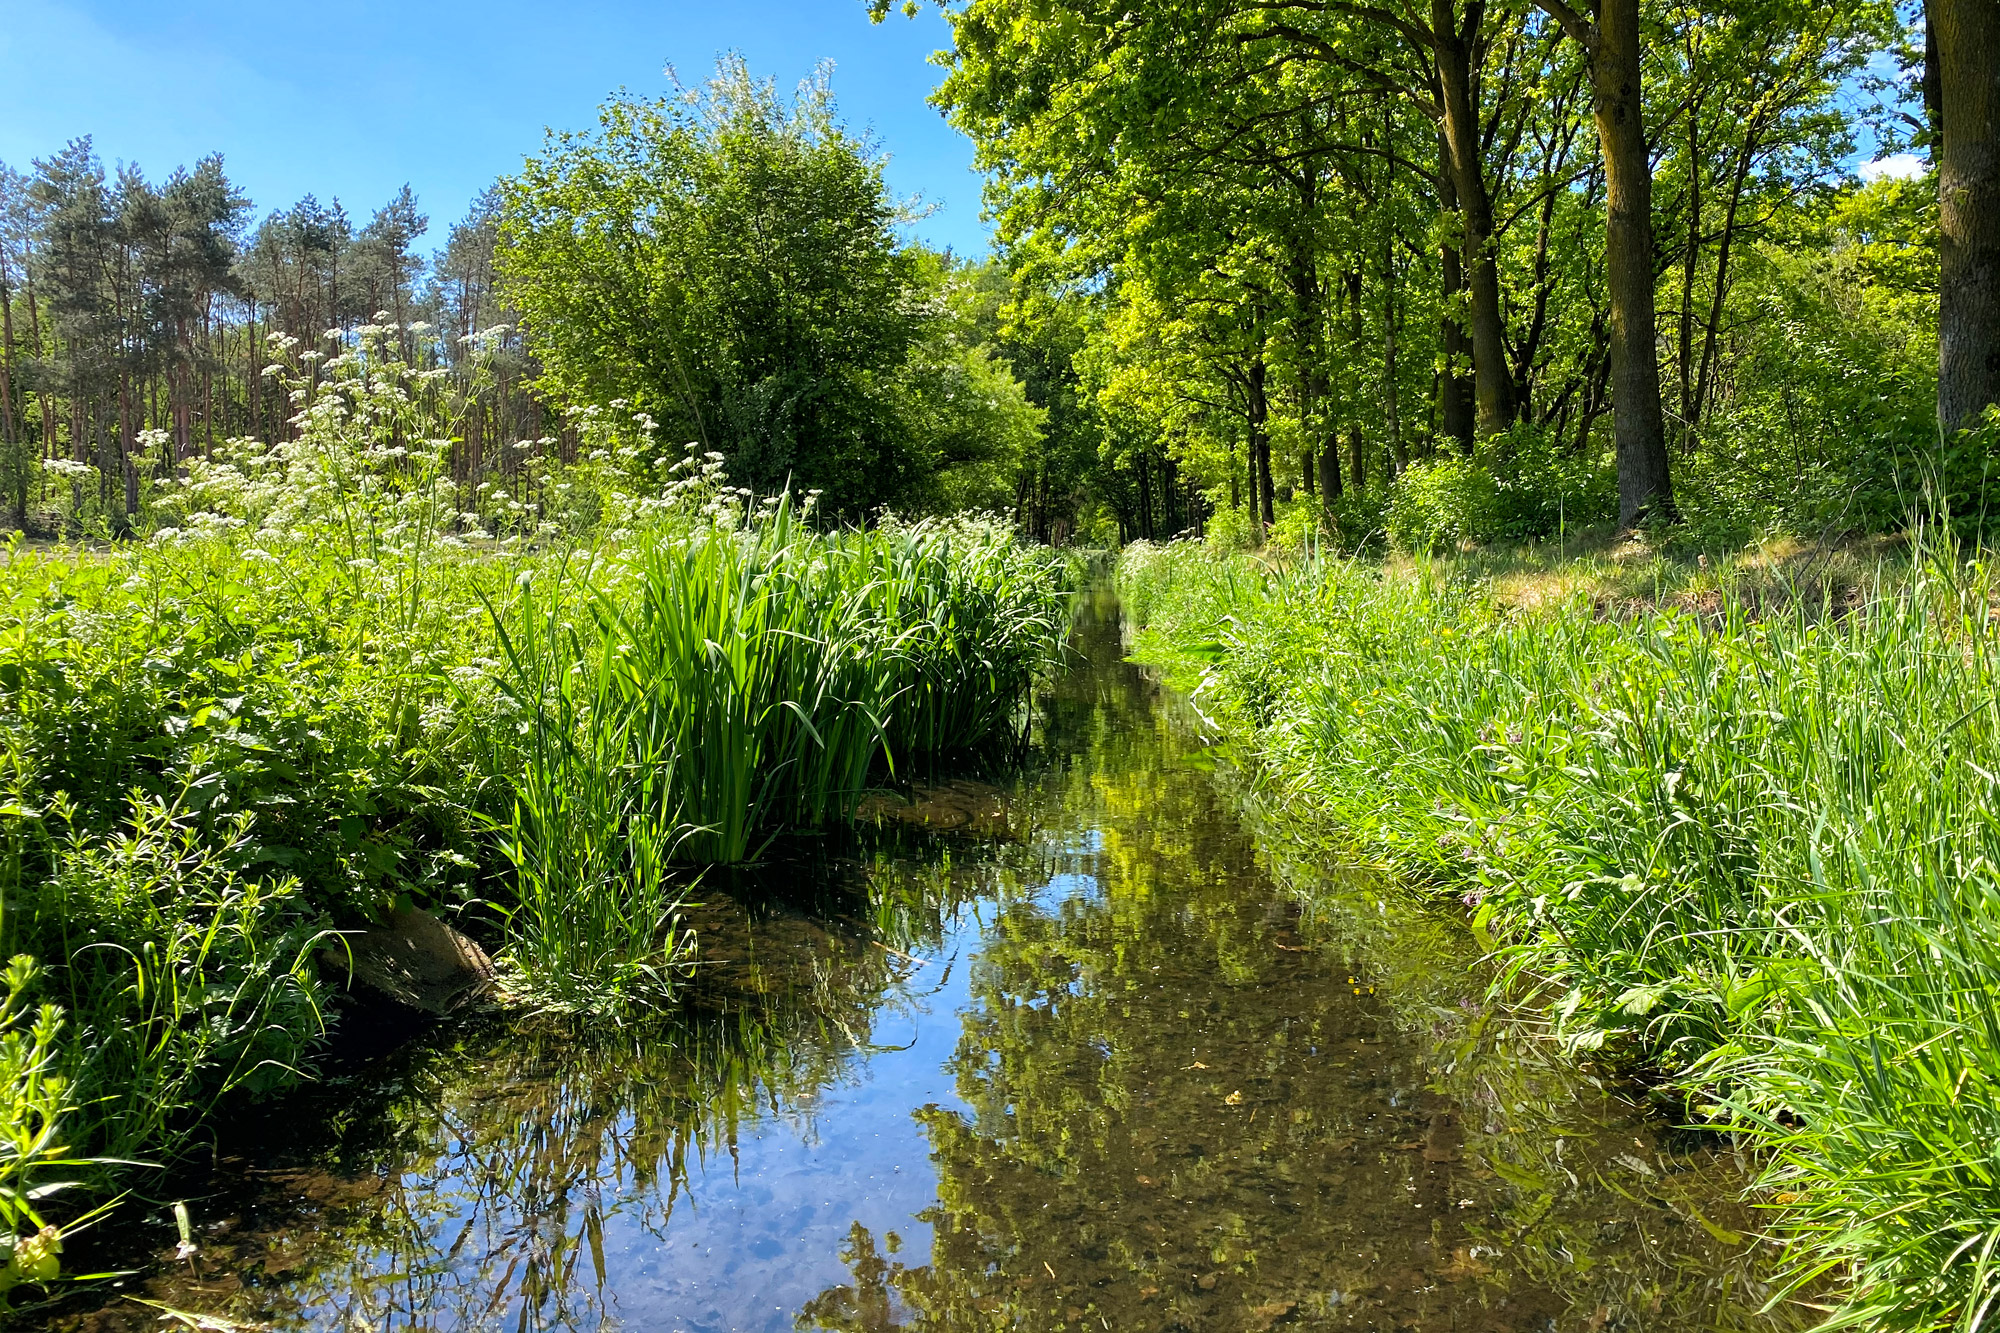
[288,894,999,1331]
[515,868,1101,1329]
[596,908,991,1331]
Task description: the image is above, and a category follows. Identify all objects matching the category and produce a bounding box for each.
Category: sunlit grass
[1121,531,2000,1332]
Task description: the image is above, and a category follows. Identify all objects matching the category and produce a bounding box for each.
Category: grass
[487,499,1070,1009]
[1118,530,2000,1332]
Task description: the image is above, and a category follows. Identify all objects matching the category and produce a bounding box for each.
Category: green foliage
[1203,500,1258,555]
[1485,425,1619,541]
[25,796,329,1157]
[1119,536,2000,1331]
[1685,235,1936,544]
[0,955,84,1307]
[1385,456,1502,554]
[499,60,1044,519]
[0,320,1076,1260]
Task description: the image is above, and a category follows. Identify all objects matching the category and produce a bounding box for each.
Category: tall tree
[1933,0,2000,433]
[1534,0,1674,525]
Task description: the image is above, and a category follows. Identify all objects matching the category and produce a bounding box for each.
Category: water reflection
[50,592,1796,1333]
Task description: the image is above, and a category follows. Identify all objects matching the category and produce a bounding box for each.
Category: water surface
[52,591,1796,1333]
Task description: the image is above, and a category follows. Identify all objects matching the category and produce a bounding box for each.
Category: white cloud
[1859,152,1928,182]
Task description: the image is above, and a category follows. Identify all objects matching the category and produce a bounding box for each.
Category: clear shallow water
[49,592,1798,1333]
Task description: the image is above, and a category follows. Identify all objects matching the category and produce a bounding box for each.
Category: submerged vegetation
[1120,535,2000,1330]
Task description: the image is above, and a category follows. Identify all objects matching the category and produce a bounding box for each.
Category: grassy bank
[0,329,1073,1306]
[1119,535,2000,1332]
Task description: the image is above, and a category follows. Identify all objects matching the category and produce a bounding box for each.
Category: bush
[1385,456,1502,553]
[1485,424,1617,541]
[1203,500,1258,554]
[21,797,328,1160]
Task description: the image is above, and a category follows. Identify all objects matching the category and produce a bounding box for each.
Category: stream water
[48,590,1798,1333]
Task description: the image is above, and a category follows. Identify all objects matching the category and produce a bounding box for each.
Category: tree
[1933,0,2000,434]
[499,58,934,515]
[1533,0,1674,525]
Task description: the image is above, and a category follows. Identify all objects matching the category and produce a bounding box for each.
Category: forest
[0,6,1966,552]
[1,0,1997,1328]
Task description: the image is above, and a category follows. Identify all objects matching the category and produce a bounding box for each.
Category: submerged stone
[323,906,496,1015]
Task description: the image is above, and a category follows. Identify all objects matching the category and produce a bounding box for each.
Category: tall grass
[485,500,1071,1005]
[1119,534,2000,1332]
[488,565,690,1012]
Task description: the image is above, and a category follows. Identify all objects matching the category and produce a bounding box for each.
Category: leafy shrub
[1204,500,1258,554]
[1485,424,1617,541]
[14,796,329,1160]
[0,955,81,1309]
[1266,496,1323,553]
[1689,242,1935,541]
[1385,456,1502,553]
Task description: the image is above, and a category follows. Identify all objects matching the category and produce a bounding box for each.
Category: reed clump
[1119,533,2000,1332]
[489,489,1070,1009]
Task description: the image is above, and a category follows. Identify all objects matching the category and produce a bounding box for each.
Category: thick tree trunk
[1936,0,2000,432]
[1434,6,1518,436]
[1559,0,1674,526]
[1437,161,1476,454]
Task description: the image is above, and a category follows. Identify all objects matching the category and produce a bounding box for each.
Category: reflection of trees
[84,595,1803,1333]
[87,868,963,1333]
[801,600,1800,1333]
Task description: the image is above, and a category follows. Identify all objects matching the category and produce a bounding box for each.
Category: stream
[47,589,1798,1333]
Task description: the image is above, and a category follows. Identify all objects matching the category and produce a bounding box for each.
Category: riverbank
[0,477,1073,1307]
[1118,536,2000,1332]
[34,588,1790,1332]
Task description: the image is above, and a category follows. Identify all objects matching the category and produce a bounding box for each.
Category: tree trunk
[1560,0,1674,526]
[1437,138,1476,454]
[1434,4,1519,436]
[1936,0,2000,433]
[1137,449,1154,540]
[1691,127,1758,434]
[1346,270,1368,493]
[1248,352,1275,527]
[1382,228,1406,475]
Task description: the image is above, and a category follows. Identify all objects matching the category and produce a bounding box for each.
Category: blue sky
[0,0,990,254]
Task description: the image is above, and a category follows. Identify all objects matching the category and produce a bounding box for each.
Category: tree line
[881,0,1969,548]
[0,146,551,534]
[0,61,1077,537]
[3,4,1982,549]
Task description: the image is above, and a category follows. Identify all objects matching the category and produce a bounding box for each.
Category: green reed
[484,502,1069,1004]
[1120,534,2000,1332]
